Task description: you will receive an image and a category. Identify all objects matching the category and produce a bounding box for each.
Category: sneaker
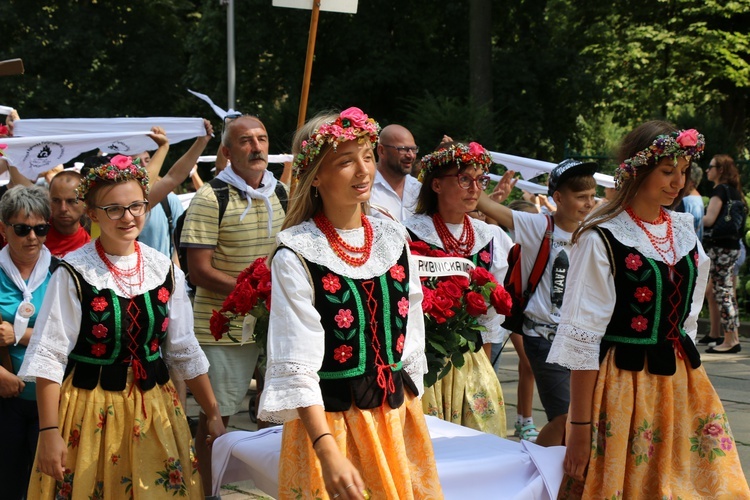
[519,423,539,442]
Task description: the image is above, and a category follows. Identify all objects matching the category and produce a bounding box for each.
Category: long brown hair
[574,120,681,242]
[712,154,745,200]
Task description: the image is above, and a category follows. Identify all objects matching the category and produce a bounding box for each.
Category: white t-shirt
[511,211,573,334]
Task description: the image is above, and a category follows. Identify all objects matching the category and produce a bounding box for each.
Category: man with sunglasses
[44,170,90,258]
[371,124,422,222]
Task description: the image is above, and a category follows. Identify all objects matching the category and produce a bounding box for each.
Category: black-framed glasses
[382,144,419,155]
[10,223,51,237]
[439,173,491,190]
[95,201,149,220]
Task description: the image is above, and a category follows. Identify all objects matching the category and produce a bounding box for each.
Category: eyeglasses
[382,144,419,155]
[95,200,149,220]
[10,223,51,237]
[707,164,716,171]
[439,173,491,190]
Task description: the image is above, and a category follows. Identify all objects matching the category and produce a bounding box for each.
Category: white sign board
[272,0,358,14]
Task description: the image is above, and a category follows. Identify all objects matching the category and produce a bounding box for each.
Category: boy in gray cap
[478,159,598,446]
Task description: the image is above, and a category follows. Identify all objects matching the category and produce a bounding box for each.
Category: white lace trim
[63,241,172,297]
[599,210,697,263]
[19,341,69,384]
[258,361,323,424]
[163,344,209,381]
[547,324,602,371]
[276,217,408,279]
[401,349,426,396]
[403,214,496,253]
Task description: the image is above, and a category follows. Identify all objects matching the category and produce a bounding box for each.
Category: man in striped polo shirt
[180,115,287,498]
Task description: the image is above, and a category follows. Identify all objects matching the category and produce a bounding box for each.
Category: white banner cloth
[487,153,615,189]
[211,415,565,499]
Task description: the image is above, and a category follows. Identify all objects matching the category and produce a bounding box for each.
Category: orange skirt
[278,393,442,500]
[559,347,750,500]
[27,370,200,499]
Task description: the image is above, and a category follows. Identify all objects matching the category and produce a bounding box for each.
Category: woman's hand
[205,415,226,446]
[563,423,592,481]
[37,429,67,481]
[0,320,14,346]
[489,170,517,204]
[317,440,367,500]
[0,367,24,397]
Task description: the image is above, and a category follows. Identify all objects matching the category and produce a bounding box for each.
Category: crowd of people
[0,107,749,500]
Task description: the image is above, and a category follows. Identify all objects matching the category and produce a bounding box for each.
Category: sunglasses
[10,223,51,237]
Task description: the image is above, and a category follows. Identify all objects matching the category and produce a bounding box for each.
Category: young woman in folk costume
[403,141,513,437]
[19,155,225,498]
[548,121,750,499]
[257,108,442,500]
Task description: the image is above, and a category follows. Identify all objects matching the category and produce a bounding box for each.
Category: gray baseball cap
[548,159,599,196]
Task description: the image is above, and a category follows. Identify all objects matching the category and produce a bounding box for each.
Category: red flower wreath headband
[615,129,705,190]
[292,107,380,178]
[77,154,150,201]
[417,142,493,182]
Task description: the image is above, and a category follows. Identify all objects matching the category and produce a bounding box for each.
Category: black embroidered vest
[595,227,701,375]
[61,261,173,391]
[289,246,416,412]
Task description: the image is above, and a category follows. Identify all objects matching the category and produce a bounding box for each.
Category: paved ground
[188,335,750,499]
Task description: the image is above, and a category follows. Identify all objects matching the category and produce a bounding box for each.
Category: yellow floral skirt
[422,350,506,437]
[27,369,201,499]
[278,393,442,500]
[559,347,750,500]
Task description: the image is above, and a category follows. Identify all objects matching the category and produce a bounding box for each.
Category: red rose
[409,241,431,256]
[250,258,270,280]
[429,248,448,258]
[465,291,488,316]
[490,285,513,316]
[421,286,435,314]
[438,280,463,300]
[471,267,495,286]
[256,278,272,298]
[209,310,231,341]
[676,129,699,148]
[448,274,470,289]
[231,280,259,315]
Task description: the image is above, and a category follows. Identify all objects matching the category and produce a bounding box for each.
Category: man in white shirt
[370,124,421,221]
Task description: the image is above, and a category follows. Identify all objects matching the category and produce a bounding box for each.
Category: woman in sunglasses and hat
[0,185,55,499]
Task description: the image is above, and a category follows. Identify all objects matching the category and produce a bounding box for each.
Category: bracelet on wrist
[39,426,58,432]
[569,421,592,426]
[311,432,332,448]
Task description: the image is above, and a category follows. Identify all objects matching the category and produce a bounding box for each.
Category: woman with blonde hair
[258,108,441,500]
[548,121,749,498]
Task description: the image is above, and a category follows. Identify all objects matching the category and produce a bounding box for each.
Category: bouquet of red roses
[209,257,272,350]
[409,241,512,387]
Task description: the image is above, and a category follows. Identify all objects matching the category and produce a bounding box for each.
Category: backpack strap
[274,182,288,213]
[159,197,174,256]
[207,178,231,224]
[524,214,553,299]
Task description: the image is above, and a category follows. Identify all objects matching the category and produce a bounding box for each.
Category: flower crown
[417,142,492,181]
[293,107,380,178]
[615,129,705,190]
[77,154,149,201]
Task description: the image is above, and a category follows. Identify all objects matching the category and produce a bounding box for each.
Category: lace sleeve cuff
[18,342,68,384]
[402,349,426,396]
[547,324,602,371]
[163,344,210,381]
[257,362,324,424]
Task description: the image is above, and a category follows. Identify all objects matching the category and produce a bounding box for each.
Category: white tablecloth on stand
[211,415,565,499]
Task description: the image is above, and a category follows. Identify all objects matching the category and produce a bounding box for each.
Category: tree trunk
[469,0,493,146]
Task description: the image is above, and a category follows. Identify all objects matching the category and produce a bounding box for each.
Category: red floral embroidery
[162,317,169,332]
[68,429,80,448]
[396,334,405,354]
[398,297,410,317]
[92,324,108,339]
[322,273,341,293]
[480,251,491,264]
[333,345,353,363]
[634,287,653,303]
[389,264,406,282]
[631,315,648,332]
[157,287,170,303]
[91,297,108,312]
[91,343,106,357]
[334,309,354,328]
[111,454,120,465]
[169,469,183,486]
[150,338,159,353]
[625,253,643,271]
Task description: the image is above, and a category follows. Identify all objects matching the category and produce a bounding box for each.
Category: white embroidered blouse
[547,210,709,371]
[257,217,427,424]
[18,242,209,384]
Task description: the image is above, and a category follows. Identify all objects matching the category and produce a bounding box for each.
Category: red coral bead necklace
[313,212,373,267]
[96,239,145,297]
[433,212,475,256]
[625,206,677,266]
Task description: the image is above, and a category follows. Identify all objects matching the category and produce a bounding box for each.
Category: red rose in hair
[465,291,488,316]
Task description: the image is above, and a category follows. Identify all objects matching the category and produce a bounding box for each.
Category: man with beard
[44,171,90,257]
[370,124,421,221]
[179,115,287,498]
